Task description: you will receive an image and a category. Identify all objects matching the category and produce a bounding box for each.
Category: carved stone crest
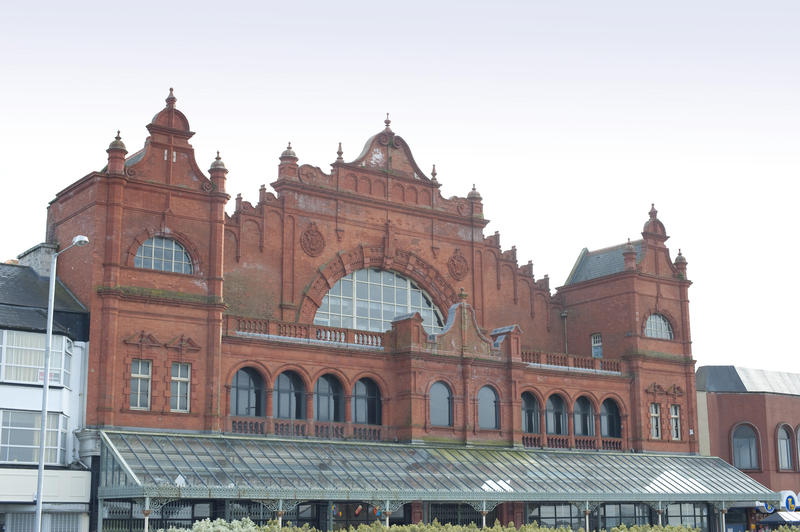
[448,249,469,280]
[300,223,325,257]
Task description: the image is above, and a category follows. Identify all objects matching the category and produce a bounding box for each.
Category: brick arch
[297,244,458,324]
[520,387,545,409]
[309,368,349,393]
[350,371,390,400]
[573,392,600,413]
[598,392,628,419]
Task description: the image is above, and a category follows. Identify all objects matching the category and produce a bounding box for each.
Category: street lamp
[34,235,89,532]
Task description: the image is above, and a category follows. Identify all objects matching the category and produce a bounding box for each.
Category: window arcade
[478,386,499,430]
[430,381,453,427]
[230,368,264,417]
[274,371,306,420]
[521,392,540,434]
[314,374,344,422]
[352,378,381,425]
[546,394,567,435]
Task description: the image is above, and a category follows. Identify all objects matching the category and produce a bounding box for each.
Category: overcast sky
[1,1,797,370]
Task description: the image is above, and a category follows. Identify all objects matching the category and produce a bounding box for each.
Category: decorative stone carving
[448,248,469,280]
[300,223,325,257]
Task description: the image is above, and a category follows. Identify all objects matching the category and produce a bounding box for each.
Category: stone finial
[623,238,637,271]
[166,87,177,108]
[336,142,343,162]
[431,164,437,182]
[467,184,482,200]
[384,112,391,131]
[107,130,127,152]
[649,203,658,220]
[281,142,297,159]
[210,151,227,171]
[458,287,468,300]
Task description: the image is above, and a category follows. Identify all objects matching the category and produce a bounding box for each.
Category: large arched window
[314,374,344,422]
[573,396,595,436]
[430,381,453,427]
[644,314,674,340]
[732,424,759,470]
[478,386,499,429]
[134,236,193,274]
[546,395,567,435]
[314,269,445,334]
[778,425,793,470]
[352,378,381,425]
[600,399,622,438]
[274,371,306,420]
[522,392,540,434]
[230,368,264,417]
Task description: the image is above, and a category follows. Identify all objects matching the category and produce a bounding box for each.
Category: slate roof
[696,366,800,396]
[564,240,644,285]
[0,263,89,340]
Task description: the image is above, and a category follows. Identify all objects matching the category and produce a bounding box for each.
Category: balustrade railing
[228,416,387,442]
[574,435,597,450]
[546,435,570,448]
[601,437,623,450]
[225,315,384,348]
[520,350,624,374]
[522,434,542,448]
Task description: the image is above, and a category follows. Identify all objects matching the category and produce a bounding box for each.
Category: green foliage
[157,519,706,532]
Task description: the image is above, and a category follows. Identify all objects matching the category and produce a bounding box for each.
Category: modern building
[29,90,773,531]
[0,259,91,531]
[697,366,800,531]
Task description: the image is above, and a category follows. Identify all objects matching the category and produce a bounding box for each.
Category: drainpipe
[561,311,569,353]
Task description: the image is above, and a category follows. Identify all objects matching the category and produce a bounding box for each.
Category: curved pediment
[347,118,433,182]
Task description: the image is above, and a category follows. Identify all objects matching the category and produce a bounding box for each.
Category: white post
[34,251,59,532]
[720,508,727,532]
[34,236,88,532]
[144,497,151,532]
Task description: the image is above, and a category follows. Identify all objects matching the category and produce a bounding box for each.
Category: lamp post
[34,235,89,532]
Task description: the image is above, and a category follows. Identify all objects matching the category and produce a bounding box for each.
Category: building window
[478,386,499,429]
[0,410,67,465]
[230,368,264,417]
[670,404,681,440]
[0,330,72,386]
[546,394,567,435]
[527,504,584,530]
[430,381,453,427]
[170,363,191,412]
[130,359,151,410]
[314,268,445,334]
[573,396,595,436]
[666,503,709,532]
[732,424,759,470]
[314,374,344,422]
[134,236,193,274]
[521,392,540,433]
[600,399,622,438]
[644,314,674,340]
[778,425,793,470]
[352,378,381,425]
[599,503,650,529]
[649,403,661,439]
[591,333,603,358]
[274,371,306,419]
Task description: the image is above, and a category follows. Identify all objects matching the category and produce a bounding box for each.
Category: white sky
[1,1,797,369]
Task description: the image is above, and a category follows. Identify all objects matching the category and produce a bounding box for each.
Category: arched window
[230,368,264,417]
[314,374,344,422]
[134,236,193,274]
[522,392,540,434]
[600,399,622,438]
[430,381,453,427]
[274,371,306,420]
[644,314,674,340]
[546,395,567,435]
[314,269,445,334]
[573,396,595,436]
[352,378,381,425]
[778,425,793,470]
[732,424,759,470]
[478,386,499,429]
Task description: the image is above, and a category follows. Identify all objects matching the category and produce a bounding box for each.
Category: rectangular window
[170,362,191,412]
[0,410,67,465]
[670,404,681,440]
[130,359,152,410]
[650,403,661,439]
[0,330,71,386]
[591,333,603,358]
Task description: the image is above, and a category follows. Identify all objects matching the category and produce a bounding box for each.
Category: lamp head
[72,235,89,247]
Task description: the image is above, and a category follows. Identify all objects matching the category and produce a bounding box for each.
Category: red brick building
[40,90,770,531]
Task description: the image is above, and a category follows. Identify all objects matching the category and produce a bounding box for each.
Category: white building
[0,248,91,532]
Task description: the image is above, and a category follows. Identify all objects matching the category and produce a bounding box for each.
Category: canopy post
[657,501,663,526]
[584,501,590,532]
[143,497,151,532]
[277,499,284,528]
[481,501,488,528]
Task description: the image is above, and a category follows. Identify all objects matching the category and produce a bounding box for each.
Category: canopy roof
[99,430,774,506]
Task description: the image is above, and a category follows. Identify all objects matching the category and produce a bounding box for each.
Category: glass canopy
[99,430,775,505]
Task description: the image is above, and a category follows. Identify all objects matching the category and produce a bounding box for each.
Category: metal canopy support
[466,500,501,528]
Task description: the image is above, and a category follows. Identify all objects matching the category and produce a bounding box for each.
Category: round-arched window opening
[134,236,193,274]
[314,269,445,334]
[644,314,674,340]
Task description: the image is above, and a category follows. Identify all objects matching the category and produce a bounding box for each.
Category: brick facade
[47,90,697,454]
